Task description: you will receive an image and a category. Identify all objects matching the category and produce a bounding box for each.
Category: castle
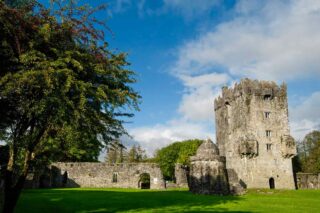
[22,79,298,193]
[189,79,297,194]
[214,79,296,189]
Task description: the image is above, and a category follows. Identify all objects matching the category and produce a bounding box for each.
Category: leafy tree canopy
[154,139,203,180]
[296,130,320,173]
[0,0,140,211]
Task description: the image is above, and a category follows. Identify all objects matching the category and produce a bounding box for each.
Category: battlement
[214,78,287,110]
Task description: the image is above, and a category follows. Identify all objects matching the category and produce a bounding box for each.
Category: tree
[0,1,140,212]
[105,140,126,163]
[155,139,203,180]
[127,145,147,163]
[299,131,320,173]
[4,0,34,8]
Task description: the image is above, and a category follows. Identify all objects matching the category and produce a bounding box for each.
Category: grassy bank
[16,188,320,212]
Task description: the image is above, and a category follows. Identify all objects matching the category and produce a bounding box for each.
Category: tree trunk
[2,150,32,213]
[2,169,25,213]
[3,187,21,213]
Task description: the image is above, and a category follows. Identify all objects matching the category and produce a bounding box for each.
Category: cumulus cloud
[127,119,214,156]
[178,73,230,121]
[290,91,320,140]
[172,0,320,81]
[291,92,320,122]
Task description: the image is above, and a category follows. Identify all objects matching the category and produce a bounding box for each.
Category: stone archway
[138,173,150,189]
[269,177,275,189]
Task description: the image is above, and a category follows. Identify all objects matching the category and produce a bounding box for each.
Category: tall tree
[155,139,203,180]
[0,1,140,212]
[105,140,126,163]
[299,130,320,173]
[127,145,147,163]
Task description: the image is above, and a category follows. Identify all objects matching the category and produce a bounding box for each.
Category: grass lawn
[15,188,320,213]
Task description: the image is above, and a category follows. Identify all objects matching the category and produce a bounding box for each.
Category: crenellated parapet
[214,78,287,111]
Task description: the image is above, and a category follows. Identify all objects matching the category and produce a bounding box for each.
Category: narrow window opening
[264,112,271,119]
[266,144,272,151]
[266,130,272,137]
[112,173,118,183]
[264,94,272,100]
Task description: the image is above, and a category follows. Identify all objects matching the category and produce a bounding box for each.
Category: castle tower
[214,79,296,189]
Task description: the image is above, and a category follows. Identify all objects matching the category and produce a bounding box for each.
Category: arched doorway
[139,173,150,189]
[269,177,275,189]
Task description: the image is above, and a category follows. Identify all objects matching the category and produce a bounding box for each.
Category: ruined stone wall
[50,162,165,189]
[214,79,296,189]
[174,164,189,188]
[296,173,320,189]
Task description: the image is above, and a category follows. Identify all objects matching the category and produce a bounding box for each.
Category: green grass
[15,188,320,213]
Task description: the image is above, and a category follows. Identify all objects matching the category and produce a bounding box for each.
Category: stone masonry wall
[296,173,320,189]
[51,162,165,189]
[174,164,189,188]
[214,79,296,189]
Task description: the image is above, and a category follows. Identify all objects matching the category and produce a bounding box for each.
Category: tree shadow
[16,189,252,213]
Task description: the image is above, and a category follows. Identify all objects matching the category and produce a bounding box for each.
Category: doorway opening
[139,173,150,189]
[269,177,275,189]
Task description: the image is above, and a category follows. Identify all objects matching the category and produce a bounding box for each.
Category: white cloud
[127,119,214,156]
[179,73,229,88]
[291,92,320,122]
[290,119,319,141]
[178,73,230,121]
[171,0,320,81]
[290,91,320,140]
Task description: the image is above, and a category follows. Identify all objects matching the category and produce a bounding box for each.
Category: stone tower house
[214,79,296,189]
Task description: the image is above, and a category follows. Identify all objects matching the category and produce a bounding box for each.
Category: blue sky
[42,0,320,156]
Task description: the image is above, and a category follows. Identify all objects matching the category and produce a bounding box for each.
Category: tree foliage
[0,1,140,211]
[127,145,147,163]
[105,140,126,163]
[296,130,320,173]
[105,143,147,163]
[154,139,203,180]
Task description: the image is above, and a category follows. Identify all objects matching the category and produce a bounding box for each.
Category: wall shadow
[16,189,252,213]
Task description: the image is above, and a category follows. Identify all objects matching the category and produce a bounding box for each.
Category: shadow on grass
[16,189,250,213]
